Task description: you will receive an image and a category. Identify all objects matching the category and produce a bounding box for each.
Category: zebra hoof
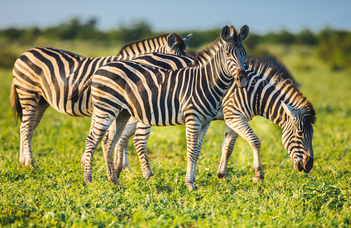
[83,178,92,185]
[24,159,32,167]
[122,166,131,172]
[109,179,122,186]
[253,175,264,182]
[19,160,26,167]
[217,172,227,180]
[186,182,198,191]
[143,172,153,180]
[30,163,37,170]
[83,172,93,185]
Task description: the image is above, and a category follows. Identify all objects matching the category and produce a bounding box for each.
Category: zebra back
[117,33,192,60]
[246,56,299,86]
[132,53,194,70]
[224,59,315,122]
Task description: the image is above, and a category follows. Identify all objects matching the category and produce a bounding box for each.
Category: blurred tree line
[0,18,350,71]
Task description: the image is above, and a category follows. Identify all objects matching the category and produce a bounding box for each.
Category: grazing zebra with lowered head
[10,32,192,169]
[113,54,300,180]
[216,58,316,180]
[78,25,249,190]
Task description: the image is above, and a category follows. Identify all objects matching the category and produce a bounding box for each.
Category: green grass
[0,44,351,227]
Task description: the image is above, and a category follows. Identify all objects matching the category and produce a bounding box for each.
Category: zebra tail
[10,82,22,123]
[70,77,92,102]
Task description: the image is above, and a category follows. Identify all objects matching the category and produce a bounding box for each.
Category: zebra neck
[193,53,233,96]
[260,97,288,129]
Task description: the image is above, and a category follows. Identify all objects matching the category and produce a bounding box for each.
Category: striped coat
[216,59,315,180]
[79,25,249,190]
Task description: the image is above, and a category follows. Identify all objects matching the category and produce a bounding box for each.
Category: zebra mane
[117,33,186,56]
[193,38,224,66]
[248,59,316,124]
[193,25,238,66]
[246,56,300,86]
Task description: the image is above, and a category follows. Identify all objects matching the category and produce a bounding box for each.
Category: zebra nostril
[294,161,303,172]
[304,155,313,173]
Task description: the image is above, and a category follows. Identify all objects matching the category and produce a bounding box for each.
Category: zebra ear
[167,33,176,50]
[281,101,297,119]
[229,25,237,40]
[220,25,231,42]
[183,34,192,47]
[238,25,249,41]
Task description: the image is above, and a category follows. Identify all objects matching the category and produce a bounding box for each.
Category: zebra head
[281,102,316,173]
[220,25,249,88]
[167,33,193,56]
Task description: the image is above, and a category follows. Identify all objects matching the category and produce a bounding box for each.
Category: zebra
[110,52,194,178]
[113,54,300,180]
[77,25,249,190]
[10,32,192,169]
[216,58,315,180]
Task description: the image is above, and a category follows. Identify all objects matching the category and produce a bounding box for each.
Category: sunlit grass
[0,44,350,227]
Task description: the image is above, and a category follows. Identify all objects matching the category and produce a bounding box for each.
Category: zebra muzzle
[294,160,303,172]
[303,155,313,173]
[294,155,313,173]
[235,70,247,88]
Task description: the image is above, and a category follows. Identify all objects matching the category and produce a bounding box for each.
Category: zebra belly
[128,95,185,127]
[40,82,93,117]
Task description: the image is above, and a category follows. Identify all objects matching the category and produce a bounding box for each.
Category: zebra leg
[133,122,153,179]
[26,102,50,168]
[217,125,238,180]
[184,119,206,190]
[80,116,98,169]
[102,110,131,184]
[226,118,264,181]
[19,98,42,168]
[194,123,210,157]
[82,108,119,185]
[122,141,130,172]
[114,117,138,172]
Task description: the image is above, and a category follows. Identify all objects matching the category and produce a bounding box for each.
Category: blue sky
[0,0,350,34]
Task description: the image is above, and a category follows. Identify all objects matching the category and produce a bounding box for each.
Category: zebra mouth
[235,70,247,88]
[294,155,313,173]
[294,161,304,172]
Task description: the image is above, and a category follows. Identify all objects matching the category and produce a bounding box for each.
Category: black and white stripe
[79,25,249,190]
[10,32,192,168]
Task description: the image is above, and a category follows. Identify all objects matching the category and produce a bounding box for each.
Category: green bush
[0,47,18,69]
[1,18,350,71]
[296,29,318,45]
[316,28,351,71]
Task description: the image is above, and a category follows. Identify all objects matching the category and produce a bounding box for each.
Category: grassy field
[0,43,350,227]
